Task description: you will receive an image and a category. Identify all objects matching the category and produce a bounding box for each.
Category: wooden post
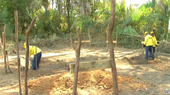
[88,30,91,47]
[3,32,7,74]
[25,17,37,95]
[0,38,3,60]
[72,27,81,95]
[15,11,22,95]
[107,0,118,95]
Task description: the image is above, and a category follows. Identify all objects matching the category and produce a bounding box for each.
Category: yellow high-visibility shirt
[144,35,153,46]
[152,36,158,47]
[29,46,41,57]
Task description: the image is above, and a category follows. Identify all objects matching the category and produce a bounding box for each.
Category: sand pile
[24,70,149,94]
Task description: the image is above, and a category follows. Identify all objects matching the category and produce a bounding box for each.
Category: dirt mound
[124,55,164,65]
[124,56,149,64]
[157,41,170,53]
[25,70,150,94]
[149,57,170,73]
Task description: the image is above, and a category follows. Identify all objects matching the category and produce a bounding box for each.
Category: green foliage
[118,26,139,36]
[0,0,34,35]
[120,17,132,28]
[18,34,25,41]
[79,15,95,32]
[0,0,170,48]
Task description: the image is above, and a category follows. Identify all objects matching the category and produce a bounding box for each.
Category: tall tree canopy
[0,0,169,43]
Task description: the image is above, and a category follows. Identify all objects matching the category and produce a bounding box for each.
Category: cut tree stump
[69,59,111,73]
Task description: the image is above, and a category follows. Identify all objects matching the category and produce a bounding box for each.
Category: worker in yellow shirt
[144,32,153,60]
[23,43,42,70]
[150,31,158,58]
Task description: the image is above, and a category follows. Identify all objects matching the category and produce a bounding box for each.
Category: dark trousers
[145,46,152,60]
[32,52,42,70]
[153,47,155,57]
[153,47,155,54]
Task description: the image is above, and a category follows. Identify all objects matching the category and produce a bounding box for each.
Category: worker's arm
[29,46,33,57]
[144,36,148,46]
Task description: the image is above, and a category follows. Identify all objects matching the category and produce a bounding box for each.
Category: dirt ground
[0,42,170,95]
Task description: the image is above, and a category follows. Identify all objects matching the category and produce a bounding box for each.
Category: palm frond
[121,16,132,28]
[119,26,139,36]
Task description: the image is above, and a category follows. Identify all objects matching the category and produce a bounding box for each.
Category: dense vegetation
[0,0,169,48]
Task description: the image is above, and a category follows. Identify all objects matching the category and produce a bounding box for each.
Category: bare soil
[0,42,170,95]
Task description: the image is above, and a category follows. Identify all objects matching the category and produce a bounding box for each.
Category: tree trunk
[25,17,37,95]
[88,29,91,47]
[57,0,62,29]
[70,32,74,49]
[52,0,54,9]
[3,24,7,74]
[166,5,169,41]
[70,16,78,31]
[115,30,118,52]
[72,27,81,95]
[107,0,118,95]
[67,0,71,33]
[58,0,61,16]
[15,11,22,95]
[0,38,3,60]
[2,32,7,74]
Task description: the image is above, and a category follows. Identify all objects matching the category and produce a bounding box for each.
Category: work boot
[152,55,155,60]
[149,57,154,60]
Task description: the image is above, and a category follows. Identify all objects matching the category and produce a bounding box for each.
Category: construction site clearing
[0,42,170,95]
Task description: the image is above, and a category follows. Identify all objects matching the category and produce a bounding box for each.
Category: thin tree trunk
[88,29,91,47]
[69,16,78,32]
[142,31,145,57]
[52,0,54,9]
[69,16,79,46]
[72,27,81,95]
[2,32,7,74]
[58,0,61,16]
[70,32,74,49]
[15,11,22,95]
[57,0,62,29]
[0,38,3,60]
[67,0,71,33]
[25,17,37,95]
[115,30,118,52]
[3,24,7,74]
[107,0,118,95]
